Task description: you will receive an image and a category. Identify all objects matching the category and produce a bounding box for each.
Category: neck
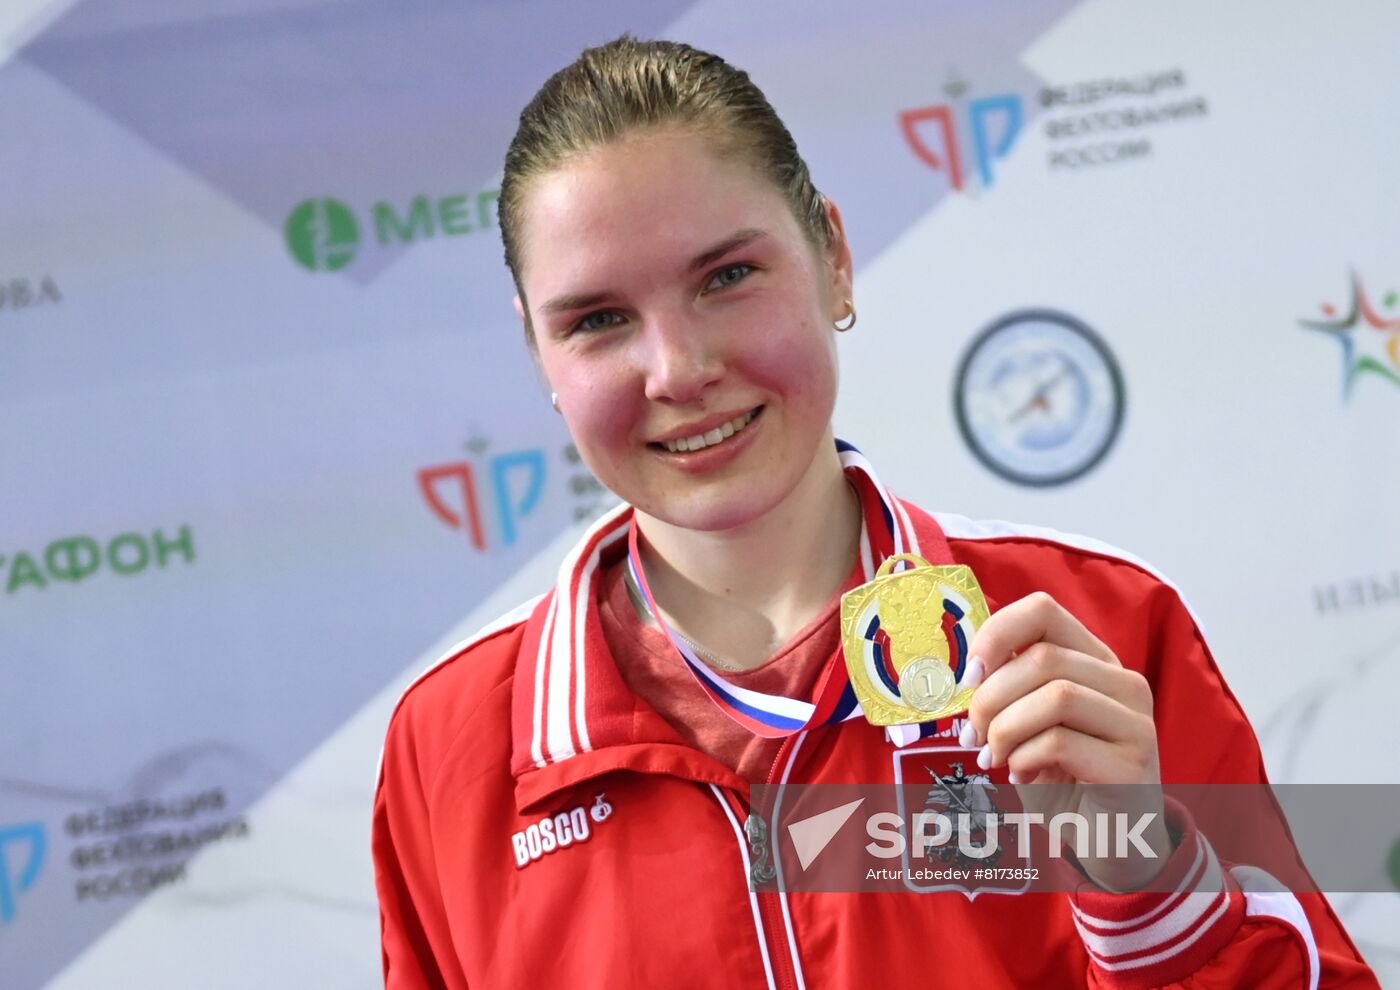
[632,433,861,671]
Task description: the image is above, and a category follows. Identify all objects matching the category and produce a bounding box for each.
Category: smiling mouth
[653,407,763,453]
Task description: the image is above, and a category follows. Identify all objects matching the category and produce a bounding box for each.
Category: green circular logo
[284,197,360,272]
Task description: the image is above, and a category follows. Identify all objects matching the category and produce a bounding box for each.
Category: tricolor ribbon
[625,440,940,742]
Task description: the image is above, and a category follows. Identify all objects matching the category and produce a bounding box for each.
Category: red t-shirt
[596,557,862,783]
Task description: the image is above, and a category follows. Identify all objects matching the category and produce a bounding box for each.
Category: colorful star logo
[1299,272,1400,397]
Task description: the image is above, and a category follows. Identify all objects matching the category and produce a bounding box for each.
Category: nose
[639,312,723,404]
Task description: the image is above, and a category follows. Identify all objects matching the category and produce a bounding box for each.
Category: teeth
[662,409,757,453]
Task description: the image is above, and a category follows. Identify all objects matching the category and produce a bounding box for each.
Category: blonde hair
[499,36,832,332]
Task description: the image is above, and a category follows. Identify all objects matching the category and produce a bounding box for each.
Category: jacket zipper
[743,733,803,990]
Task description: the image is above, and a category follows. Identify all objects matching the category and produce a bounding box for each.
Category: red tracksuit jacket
[373,500,1378,988]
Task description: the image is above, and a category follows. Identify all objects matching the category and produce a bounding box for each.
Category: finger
[959,644,1150,747]
[999,724,1158,787]
[979,678,1155,774]
[965,643,1153,744]
[968,591,1117,681]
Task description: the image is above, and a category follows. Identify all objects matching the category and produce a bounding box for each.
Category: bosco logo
[511,795,614,870]
[418,449,546,550]
[900,80,1023,191]
[0,822,45,923]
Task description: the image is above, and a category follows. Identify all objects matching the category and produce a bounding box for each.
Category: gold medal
[839,554,990,725]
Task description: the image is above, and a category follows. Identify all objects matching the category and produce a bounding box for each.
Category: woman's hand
[958,591,1174,890]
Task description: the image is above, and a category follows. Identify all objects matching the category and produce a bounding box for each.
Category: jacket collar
[507,444,956,814]
[507,504,745,813]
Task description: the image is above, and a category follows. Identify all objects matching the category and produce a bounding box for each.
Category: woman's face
[516,126,853,533]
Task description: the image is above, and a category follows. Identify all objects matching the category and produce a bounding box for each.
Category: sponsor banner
[1,525,195,596]
[283,189,500,274]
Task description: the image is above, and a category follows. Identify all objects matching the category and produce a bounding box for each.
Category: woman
[373,37,1376,988]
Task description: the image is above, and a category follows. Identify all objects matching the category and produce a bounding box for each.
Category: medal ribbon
[625,440,918,739]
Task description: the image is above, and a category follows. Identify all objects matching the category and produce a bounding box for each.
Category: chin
[635,484,788,534]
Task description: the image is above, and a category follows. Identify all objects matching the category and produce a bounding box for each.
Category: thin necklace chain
[622,564,749,673]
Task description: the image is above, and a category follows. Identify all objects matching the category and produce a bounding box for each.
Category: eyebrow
[686,227,767,274]
[538,228,770,315]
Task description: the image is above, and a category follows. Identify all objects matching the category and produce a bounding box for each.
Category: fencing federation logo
[900,79,1023,192]
[284,197,360,272]
[418,449,547,550]
[0,822,46,923]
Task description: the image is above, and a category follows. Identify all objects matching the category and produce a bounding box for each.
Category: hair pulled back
[499,35,832,325]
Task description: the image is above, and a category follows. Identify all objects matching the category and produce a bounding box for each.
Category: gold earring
[834,300,856,332]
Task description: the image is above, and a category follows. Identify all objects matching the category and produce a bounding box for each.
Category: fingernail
[976,744,992,770]
[958,722,977,749]
[960,657,985,690]
[1008,770,1024,785]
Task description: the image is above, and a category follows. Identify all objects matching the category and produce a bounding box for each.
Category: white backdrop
[2,1,1397,986]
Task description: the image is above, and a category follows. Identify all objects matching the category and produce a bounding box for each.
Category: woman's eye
[576,310,623,333]
[707,263,753,291]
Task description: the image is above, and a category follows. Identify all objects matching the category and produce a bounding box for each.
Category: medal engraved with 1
[839,554,990,725]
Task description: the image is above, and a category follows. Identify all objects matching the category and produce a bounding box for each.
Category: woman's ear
[821,196,855,320]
